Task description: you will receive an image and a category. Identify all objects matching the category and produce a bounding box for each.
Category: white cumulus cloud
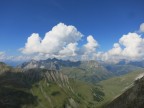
[59,43,78,57]
[81,35,99,60]
[4,22,144,63]
[108,43,122,56]
[99,32,144,62]
[21,33,42,54]
[119,32,144,58]
[84,35,99,53]
[20,23,99,60]
[21,23,83,55]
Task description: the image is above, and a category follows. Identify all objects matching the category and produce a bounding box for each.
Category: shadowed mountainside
[105,76,144,108]
[0,69,42,108]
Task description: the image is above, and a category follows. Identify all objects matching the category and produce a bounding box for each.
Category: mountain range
[1,59,144,108]
[18,58,144,83]
[0,62,105,108]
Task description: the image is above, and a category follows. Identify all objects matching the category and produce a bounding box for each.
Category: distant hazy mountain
[19,58,81,70]
[19,58,144,83]
[116,59,144,68]
[103,63,143,75]
[128,60,144,68]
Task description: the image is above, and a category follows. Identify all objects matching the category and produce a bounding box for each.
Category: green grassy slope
[106,76,144,108]
[96,69,144,107]
[62,66,113,83]
[31,78,104,108]
[0,65,105,108]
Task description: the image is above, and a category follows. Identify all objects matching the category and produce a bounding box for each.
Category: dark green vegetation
[0,63,42,108]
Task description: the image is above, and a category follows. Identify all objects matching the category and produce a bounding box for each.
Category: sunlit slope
[96,69,144,107]
[31,79,104,108]
[62,60,113,83]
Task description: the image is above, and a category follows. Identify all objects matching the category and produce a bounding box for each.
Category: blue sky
[0,0,144,62]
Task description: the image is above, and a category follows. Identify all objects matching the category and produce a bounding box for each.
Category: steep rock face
[22,60,71,89]
[106,77,144,108]
[44,70,70,89]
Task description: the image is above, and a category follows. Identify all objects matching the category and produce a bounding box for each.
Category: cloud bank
[1,22,144,63]
[20,23,98,60]
[99,32,144,62]
[0,52,31,62]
